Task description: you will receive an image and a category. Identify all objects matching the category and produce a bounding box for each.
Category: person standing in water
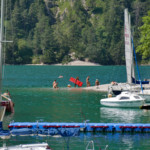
[75,77,79,87]
[95,79,100,88]
[53,80,58,88]
[95,79,100,86]
[86,76,90,87]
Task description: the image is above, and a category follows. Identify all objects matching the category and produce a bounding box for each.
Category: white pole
[0,0,4,101]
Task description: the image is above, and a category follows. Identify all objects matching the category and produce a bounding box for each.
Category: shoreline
[53,60,101,66]
[22,60,101,66]
[5,60,150,66]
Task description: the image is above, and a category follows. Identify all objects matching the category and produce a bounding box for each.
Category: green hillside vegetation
[3,0,150,65]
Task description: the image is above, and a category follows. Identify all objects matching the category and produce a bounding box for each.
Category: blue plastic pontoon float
[7,122,150,136]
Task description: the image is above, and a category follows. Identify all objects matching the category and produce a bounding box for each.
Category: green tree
[16,39,32,64]
[4,0,150,65]
[137,11,150,63]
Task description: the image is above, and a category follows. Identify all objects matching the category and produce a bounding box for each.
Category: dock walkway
[8,122,150,136]
[82,84,110,92]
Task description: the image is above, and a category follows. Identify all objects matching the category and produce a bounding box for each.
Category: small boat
[100,92,145,108]
[0,143,51,150]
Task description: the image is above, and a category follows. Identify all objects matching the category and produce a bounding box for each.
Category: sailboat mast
[124,9,135,84]
[124,9,131,83]
[0,0,4,101]
[129,14,135,80]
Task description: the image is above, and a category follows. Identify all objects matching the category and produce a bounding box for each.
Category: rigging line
[8,0,13,40]
[2,0,8,80]
[132,28,150,81]
[10,0,15,65]
[131,37,143,94]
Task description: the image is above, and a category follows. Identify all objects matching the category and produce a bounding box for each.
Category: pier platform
[83,83,150,92]
[83,84,110,92]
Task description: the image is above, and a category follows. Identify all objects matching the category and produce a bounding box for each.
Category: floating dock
[7,122,150,136]
[83,84,110,92]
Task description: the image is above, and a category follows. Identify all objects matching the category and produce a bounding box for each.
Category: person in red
[75,77,79,87]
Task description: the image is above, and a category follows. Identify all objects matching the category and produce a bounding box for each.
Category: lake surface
[1,65,150,150]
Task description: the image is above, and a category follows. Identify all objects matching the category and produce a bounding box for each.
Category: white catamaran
[108,8,150,101]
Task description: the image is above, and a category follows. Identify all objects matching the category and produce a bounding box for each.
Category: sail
[129,14,135,80]
[124,9,134,84]
[125,9,149,85]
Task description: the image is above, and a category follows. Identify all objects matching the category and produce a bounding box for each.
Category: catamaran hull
[100,100,144,108]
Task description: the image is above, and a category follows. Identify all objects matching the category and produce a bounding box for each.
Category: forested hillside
[3,0,150,65]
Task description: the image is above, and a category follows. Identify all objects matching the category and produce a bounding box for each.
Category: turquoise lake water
[1,65,150,150]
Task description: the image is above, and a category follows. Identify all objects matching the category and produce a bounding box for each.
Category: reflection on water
[0,131,150,150]
[100,107,150,123]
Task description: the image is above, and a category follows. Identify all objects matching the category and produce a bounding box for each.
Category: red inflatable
[69,77,83,87]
